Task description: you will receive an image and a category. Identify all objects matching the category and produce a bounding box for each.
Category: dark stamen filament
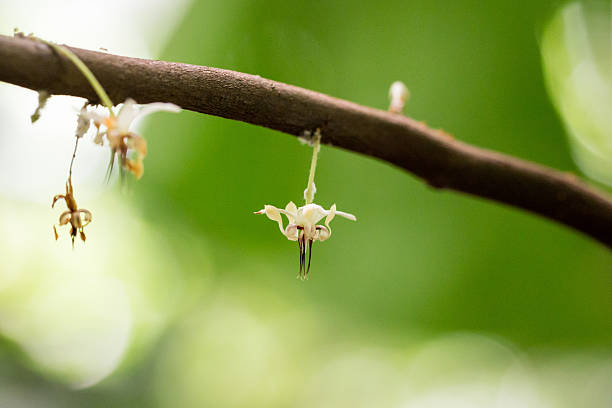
[298,233,304,278]
[307,239,313,278]
[296,229,315,280]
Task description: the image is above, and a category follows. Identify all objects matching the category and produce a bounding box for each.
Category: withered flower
[52,180,92,247]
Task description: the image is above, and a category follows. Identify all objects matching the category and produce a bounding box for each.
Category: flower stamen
[307,239,313,278]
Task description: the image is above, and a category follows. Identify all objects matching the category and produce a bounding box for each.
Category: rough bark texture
[1,34,612,248]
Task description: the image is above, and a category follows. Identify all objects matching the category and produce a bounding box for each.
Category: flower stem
[305,129,321,204]
[33,37,115,116]
[68,136,80,182]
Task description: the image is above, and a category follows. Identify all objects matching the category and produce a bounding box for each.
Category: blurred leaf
[541,1,612,185]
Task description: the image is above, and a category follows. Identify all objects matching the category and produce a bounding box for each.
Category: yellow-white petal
[323,204,336,235]
[335,210,356,221]
[283,201,298,223]
[297,203,327,226]
[254,205,285,234]
[81,110,108,127]
[284,224,299,241]
[316,225,331,241]
[117,99,181,133]
[137,102,181,118]
[115,99,138,133]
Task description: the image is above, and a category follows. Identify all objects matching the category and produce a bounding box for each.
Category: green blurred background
[0,0,611,407]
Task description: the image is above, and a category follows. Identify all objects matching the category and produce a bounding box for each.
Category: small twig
[1,34,612,248]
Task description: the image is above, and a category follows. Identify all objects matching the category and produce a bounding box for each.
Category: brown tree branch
[1,34,612,248]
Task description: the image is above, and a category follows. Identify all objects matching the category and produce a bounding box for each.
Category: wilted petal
[59,211,72,225]
[129,134,147,156]
[52,194,66,208]
[93,129,106,146]
[72,212,85,229]
[30,90,50,123]
[106,130,123,150]
[127,158,144,179]
[75,108,91,138]
[78,209,93,226]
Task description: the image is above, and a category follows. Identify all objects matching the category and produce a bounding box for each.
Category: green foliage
[140,0,611,347]
[541,1,612,186]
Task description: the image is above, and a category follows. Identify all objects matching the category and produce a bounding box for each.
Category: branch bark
[1,34,612,248]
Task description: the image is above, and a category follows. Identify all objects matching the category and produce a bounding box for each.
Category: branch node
[298,127,323,147]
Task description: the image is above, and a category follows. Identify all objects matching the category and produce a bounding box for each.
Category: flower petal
[116,99,139,133]
[316,225,330,241]
[78,209,93,226]
[75,108,91,138]
[94,129,106,146]
[128,134,148,156]
[285,201,297,214]
[282,201,298,223]
[71,212,83,229]
[297,203,327,225]
[127,158,144,179]
[117,99,181,133]
[335,210,357,221]
[284,224,299,241]
[136,102,181,118]
[81,110,108,126]
[51,194,66,208]
[254,205,285,234]
[59,211,72,225]
[323,204,336,236]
